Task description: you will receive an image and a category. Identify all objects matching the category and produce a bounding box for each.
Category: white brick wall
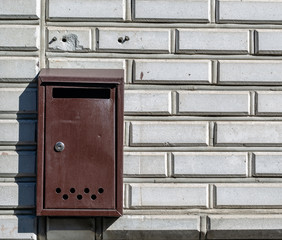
[177,29,249,54]
[48,0,124,20]
[0,215,36,239]
[218,0,282,23]
[130,122,209,146]
[257,30,282,55]
[98,28,170,53]
[0,0,40,19]
[133,0,209,22]
[103,215,200,240]
[254,153,282,176]
[0,120,36,143]
[2,0,282,239]
[216,122,282,146]
[208,215,282,239]
[125,90,171,114]
[47,28,91,51]
[0,88,37,112]
[48,58,124,69]
[173,153,247,177]
[134,60,211,84]
[0,57,39,81]
[124,152,167,177]
[215,184,282,208]
[0,183,35,208]
[129,184,208,208]
[178,91,249,115]
[257,91,282,114]
[0,151,36,177]
[0,26,39,50]
[219,61,282,84]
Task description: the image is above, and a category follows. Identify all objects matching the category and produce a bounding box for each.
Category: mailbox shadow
[15,151,36,177]
[15,215,37,237]
[101,217,119,239]
[17,82,37,145]
[14,80,38,237]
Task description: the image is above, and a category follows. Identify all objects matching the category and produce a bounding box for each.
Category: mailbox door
[44,86,116,209]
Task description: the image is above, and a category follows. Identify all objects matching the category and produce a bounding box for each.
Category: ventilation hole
[84,188,90,194]
[70,188,75,193]
[117,37,123,43]
[98,188,104,194]
[62,37,67,42]
[62,194,68,200]
[77,195,83,200]
[91,194,97,200]
[56,188,61,193]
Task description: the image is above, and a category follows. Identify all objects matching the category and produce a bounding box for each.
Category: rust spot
[140,72,144,80]
[1,224,8,232]
[1,152,8,155]
[9,226,17,235]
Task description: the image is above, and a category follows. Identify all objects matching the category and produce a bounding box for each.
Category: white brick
[0,88,36,112]
[257,91,282,114]
[48,0,124,20]
[209,215,282,230]
[134,60,210,84]
[178,91,249,115]
[215,184,282,208]
[218,0,282,23]
[125,90,171,114]
[0,183,35,208]
[48,58,124,69]
[130,122,209,146]
[103,215,200,240]
[177,29,249,54]
[0,57,39,81]
[257,30,282,55]
[98,28,170,53]
[129,184,208,208]
[47,218,95,240]
[134,0,209,22]
[216,122,282,146]
[208,215,282,239]
[0,0,39,19]
[254,153,282,176]
[0,151,36,177]
[0,26,39,50]
[48,28,91,51]
[0,120,36,143]
[124,152,167,177]
[173,153,247,177]
[219,61,282,84]
[0,215,36,239]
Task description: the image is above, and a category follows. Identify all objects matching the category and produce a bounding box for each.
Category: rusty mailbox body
[37,69,124,216]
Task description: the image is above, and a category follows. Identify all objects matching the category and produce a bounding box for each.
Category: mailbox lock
[55,142,65,152]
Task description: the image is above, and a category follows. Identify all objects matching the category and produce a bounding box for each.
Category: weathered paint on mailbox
[37,69,124,216]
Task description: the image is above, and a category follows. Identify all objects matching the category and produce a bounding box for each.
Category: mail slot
[36,69,124,216]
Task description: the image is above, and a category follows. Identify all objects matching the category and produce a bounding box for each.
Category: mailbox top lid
[39,68,124,84]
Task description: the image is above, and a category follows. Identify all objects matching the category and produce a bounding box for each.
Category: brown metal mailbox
[37,69,124,216]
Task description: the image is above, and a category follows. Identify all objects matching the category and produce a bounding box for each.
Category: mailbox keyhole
[77,195,83,200]
[63,194,68,200]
